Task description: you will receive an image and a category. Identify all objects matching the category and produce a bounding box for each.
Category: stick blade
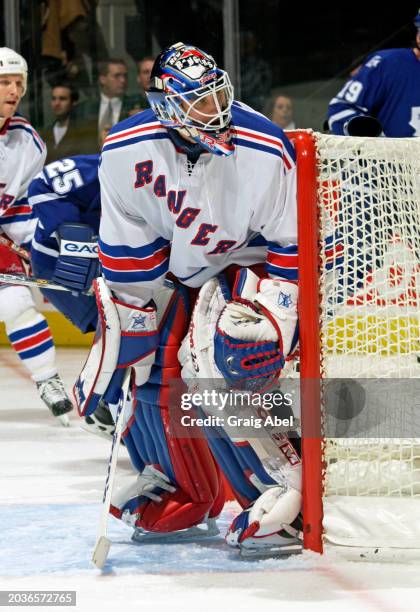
[92,536,111,569]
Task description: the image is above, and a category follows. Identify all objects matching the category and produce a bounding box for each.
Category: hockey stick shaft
[0,271,93,294]
[0,271,69,291]
[92,369,131,569]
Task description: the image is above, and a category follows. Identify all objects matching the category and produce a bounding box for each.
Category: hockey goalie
[74,42,302,558]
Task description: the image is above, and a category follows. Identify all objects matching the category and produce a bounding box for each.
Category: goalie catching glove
[179,268,298,389]
[214,268,298,389]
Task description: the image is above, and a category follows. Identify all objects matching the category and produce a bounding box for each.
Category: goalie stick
[92,368,132,569]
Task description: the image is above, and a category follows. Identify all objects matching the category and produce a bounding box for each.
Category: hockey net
[289,131,420,554]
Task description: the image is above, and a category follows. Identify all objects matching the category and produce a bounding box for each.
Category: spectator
[97,59,131,145]
[137,56,154,104]
[42,83,97,162]
[77,58,133,147]
[327,10,420,137]
[271,95,295,130]
[128,55,155,115]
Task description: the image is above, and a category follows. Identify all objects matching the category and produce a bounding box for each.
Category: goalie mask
[147,42,235,157]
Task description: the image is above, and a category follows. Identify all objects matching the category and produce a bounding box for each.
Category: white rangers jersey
[99,102,297,305]
[0,115,46,245]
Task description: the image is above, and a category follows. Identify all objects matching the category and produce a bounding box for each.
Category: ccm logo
[60,240,99,258]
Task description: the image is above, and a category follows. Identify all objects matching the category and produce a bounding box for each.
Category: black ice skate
[37,374,73,426]
[81,400,115,440]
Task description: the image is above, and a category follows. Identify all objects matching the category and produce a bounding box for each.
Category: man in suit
[96,59,134,146]
[42,82,98,162]
[75,58,133,148]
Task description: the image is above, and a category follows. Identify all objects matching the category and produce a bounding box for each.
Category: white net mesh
[315,133,420,502]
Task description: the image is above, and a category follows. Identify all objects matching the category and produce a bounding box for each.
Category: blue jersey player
[29,154,101,334]
[28,154,117,438]
[327,12,420,137]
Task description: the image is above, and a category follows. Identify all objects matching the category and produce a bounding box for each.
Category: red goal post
[287,131,323,552]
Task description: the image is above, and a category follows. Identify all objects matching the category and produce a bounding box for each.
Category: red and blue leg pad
[119,286,225,532]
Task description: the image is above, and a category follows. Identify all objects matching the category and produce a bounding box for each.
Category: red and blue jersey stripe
[266,242,298,281]
[98,237,170,284]
[0,196,33,226]
[102,110,170,154]
[231,102,296,167]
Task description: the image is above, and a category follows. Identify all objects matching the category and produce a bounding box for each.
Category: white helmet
[0,48,28,95]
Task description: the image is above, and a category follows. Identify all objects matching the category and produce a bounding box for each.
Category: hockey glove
[52,223,99,292]
[214,268,298,389]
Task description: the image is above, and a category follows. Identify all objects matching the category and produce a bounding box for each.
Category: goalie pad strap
[206,428,301,508]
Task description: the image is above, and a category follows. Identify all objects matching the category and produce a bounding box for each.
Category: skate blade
[239,541,302,559]
[132,519,220,545]
[92,535,111,569]
[58,413,70,427]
